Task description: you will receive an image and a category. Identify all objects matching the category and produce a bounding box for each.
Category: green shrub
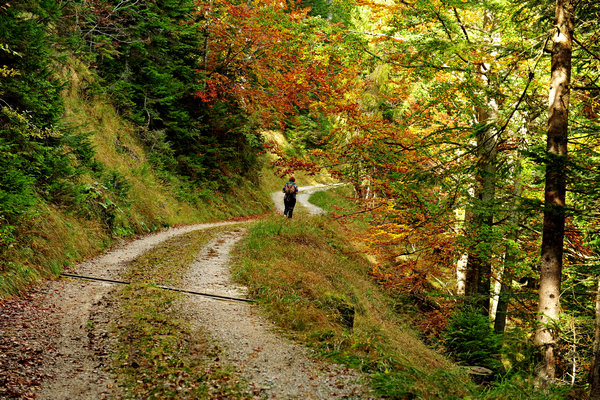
[442,306,503,375]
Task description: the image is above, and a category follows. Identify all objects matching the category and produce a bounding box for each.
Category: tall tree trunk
[589,280,600,399]
[535,0,573,384]
[464,85,498,315]
[494,154,523,333]
[473,116,497,316]
[464,10,498,315]
[464,134,496,315]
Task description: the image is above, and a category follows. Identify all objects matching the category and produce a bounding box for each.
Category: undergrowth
[231,209,473,398]
[231,188,567,399]
[113,226,252,399]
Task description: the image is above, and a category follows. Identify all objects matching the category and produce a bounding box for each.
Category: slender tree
[535,0,574,384]
[590,281,600,399]
[494,152,523,333]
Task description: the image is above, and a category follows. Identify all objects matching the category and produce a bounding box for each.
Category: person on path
[282,177,299,218]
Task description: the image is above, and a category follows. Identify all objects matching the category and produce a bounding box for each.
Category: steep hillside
[0,59,273,296]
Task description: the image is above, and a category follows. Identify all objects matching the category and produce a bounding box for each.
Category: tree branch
[573,36,600,63]
[362,47,467,72]
[347,30,404,42]
[452,7,470,43]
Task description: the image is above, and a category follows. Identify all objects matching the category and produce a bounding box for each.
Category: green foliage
[499,327,541,377]
[476,373,573,400]
[298,0,354,25]
[71,0,263,188]
[284,112,333,156]
[371,368,473,400]
[0,1,84,248]
[0,1,63,125]
[442,306,504,374]
[0,134,37,222]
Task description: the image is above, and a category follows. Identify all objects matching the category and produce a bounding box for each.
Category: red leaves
[195,1,356,129]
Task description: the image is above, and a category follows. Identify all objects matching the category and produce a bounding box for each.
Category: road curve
[271,183,344,216]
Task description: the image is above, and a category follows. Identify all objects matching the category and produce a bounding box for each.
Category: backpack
[284,183,296,199]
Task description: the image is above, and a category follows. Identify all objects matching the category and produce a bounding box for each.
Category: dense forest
[2,0,600,398]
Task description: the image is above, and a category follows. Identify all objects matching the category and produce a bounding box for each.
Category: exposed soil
[1,187,372,399]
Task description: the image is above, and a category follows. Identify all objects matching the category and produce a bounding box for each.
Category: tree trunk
[535,0,573,385]
[456,252,468,296]
[494,154,523,333]
[589,280,600,399]
[464,10,498,316]
[464,90,498,316]
[474,119,497,316]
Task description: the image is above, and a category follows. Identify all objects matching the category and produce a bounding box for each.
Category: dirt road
[2,185,371,399]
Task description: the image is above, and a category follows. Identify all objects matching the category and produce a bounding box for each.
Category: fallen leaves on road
[0,289,57,399]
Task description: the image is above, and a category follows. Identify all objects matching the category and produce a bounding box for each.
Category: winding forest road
[37,221,244,400]
[4,183,371,399]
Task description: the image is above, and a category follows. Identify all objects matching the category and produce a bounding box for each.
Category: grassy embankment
[232,186,571,399]
[231,185,475,399]
[0,58,273,297]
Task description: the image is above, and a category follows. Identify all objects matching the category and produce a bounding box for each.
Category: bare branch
[347,30,404,42]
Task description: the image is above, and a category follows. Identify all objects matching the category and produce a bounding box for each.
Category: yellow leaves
[377,229,409,242]
[0,65,19,77]
[0,108,63,139]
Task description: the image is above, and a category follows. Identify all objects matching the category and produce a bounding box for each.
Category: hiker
[282,177,299,218]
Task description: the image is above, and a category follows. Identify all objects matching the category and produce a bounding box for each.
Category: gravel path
[177,229,371,399]
[36,221,244,400]
[34,185,372,399]
[271,184,344,216]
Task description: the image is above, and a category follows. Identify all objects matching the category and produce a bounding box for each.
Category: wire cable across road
[60,273,254,303]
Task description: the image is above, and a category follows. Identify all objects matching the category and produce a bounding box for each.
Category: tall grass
[231,210,472,397]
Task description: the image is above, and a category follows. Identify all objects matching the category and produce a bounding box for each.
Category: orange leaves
[262,141,320,176]
[195,72,231,102]
[194,0,355,129]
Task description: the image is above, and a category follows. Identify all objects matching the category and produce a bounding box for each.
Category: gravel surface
[177,229,372,399]
[271,184,344,216]
[36,221,244,400]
